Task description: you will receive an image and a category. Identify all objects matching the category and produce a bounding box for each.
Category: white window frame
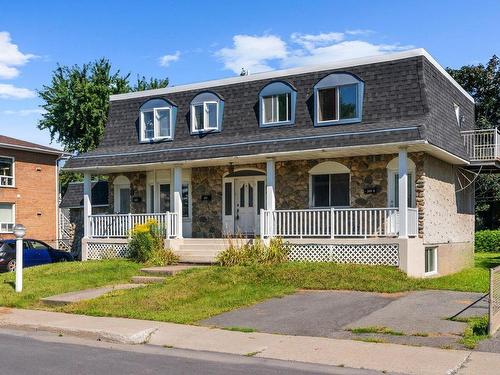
[424,246,438,275]
[140,106,173,142]
[386,157,417,208]
[0,203,15,233]
[316,84,358,125]
[0,155,15,188]
[262,93,290,125]
[191,101,219,133]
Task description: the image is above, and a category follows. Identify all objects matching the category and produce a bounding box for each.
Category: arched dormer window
[258,81,297,127]
[309,162,350,207]
[314,73,364,127]
[139,98,177,142]
[190,91,224,134]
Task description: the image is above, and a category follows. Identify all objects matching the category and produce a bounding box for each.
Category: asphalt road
[0,329,383,375]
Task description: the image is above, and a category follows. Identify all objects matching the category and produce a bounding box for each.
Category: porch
[461,128,500,169]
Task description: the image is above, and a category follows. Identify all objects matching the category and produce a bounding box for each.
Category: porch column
[172,166,183,238]
[398,148,408,239]
[266,159,276,211]
[83,172,92,238]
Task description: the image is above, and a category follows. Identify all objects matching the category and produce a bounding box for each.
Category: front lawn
[0,260,141,308]
[60,252,500,324]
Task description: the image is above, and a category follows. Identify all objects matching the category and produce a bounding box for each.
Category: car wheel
[6,259,15,272]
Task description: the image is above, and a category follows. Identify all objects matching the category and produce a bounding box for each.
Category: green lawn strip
[0,260,141,308]
[353,337,387,344]
[220,326,257,333]
[60,253,499,324]
[348,326,404,336]
[459,315,489,349]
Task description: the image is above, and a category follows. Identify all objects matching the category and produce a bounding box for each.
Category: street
[0,329,382,375]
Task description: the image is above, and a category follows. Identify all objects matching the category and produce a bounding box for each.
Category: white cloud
[216,31,413,74]
[0,31,36,79]
[159,51,180,67]
[2,108,45,116]
[216,34,287,74]
[0,84,36,99]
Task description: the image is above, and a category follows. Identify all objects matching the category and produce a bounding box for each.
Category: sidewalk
[0,307,497,375]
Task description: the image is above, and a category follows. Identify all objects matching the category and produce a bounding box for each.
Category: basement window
[425,247,437,275]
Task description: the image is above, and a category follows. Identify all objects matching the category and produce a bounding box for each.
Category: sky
[0,0,499,148]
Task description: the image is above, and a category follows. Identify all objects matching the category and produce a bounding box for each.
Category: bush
[216,237,289,266]
[475,230,500,252]
[128,220,179,265]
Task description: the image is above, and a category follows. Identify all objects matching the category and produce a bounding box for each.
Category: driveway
[202,290,489,350]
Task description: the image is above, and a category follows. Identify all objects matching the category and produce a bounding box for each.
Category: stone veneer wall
[68,206,108,257]
[108,172,147,214]
[422,155,475,244]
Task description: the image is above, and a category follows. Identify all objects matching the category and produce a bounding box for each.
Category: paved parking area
[202,290,489,349]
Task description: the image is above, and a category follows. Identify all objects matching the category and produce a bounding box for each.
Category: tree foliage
[38,59,168,153]
[447,56,500,229]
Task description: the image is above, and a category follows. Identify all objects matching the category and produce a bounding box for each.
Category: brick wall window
[0,156,14,187]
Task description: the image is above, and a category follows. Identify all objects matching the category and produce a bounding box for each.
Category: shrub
[216,237,289,266]
[128,220,178,265]
[475,230,500,252]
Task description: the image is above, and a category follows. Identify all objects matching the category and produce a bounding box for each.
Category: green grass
[60,253,500,324]
[0,260,141,308]
[348,326,404,336]
[221,326,257,333]
[353,337,387,344]
[460,316,489,349]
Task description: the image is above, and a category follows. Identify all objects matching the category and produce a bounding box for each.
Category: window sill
[190,128,220,135]
[139,137,173,144]
[424,271,438,277]
[0,185,16,189]
[315,117,362,127]
[260,121,294,128]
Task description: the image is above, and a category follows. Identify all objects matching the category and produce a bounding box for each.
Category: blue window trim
[139,98,177,143]
[258,81,297,127]
[189,91,224,135]
[313,72,364,127]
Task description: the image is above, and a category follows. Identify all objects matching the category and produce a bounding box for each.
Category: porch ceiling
[65,140,468,174]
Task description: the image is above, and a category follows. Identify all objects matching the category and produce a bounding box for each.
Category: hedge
[475,230,500,252]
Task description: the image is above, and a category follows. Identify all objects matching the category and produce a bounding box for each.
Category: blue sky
[0,0,498,148]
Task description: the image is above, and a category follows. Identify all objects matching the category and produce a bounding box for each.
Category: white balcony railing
[0,222,14,233]
[461,128,500,162]
[89,212,178,238]
[0,175,14,187]
[261,207,418,239]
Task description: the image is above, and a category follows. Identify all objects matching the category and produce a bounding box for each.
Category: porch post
[172,166,183,238]
[398,148,408,239]
[83,172,92,238]
[266,159,276,211]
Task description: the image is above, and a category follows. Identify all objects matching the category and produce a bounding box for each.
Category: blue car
[0,239,74,272]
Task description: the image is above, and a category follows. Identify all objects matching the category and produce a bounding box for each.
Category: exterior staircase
[171,238,252,263]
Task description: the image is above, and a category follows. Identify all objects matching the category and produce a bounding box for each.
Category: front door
[234,179,256,235]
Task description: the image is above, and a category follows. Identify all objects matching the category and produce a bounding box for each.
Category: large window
[259,81,296,127]
[314,73,364,126]
[148,182,190,218]
[139,98,176,142]
[0,157,14,187]
[0,203,14,233]
[309,162,351,207]
[190,92,223,134]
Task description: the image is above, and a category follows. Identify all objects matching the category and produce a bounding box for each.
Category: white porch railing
[0,222,14,233]
[261,208,418,238]
[461,128,500,162]
[89,212,178,239]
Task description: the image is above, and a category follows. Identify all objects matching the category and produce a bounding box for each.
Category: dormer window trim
[313,72,364,127]
[139,98,176,143]
[259,81,297,128]
[189,91,224,135]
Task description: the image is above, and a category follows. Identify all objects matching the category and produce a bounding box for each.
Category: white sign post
[13,224,26,293]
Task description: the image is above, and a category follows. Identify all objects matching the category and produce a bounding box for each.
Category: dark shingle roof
[0,135,65,155]
[64,50,474,170]
[59,181,108,208]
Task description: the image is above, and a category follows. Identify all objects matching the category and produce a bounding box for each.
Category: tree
[447,56,500,229]
[38,59,169,153]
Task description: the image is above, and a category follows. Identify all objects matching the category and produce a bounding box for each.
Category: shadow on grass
[2,280,15,290]
[475,253,500,269]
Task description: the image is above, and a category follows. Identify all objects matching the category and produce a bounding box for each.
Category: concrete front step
[177,254,217,264]
[178,238,252,245]
[41,284,145,306]
[177,244,227,252]
[131,276,166,284]
[140,264,206,276]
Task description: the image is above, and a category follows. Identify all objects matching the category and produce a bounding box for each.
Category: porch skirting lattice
[86,242,130,260]
[285,243,400,266]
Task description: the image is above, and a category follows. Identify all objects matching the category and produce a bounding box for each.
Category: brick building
[0,135,66,245]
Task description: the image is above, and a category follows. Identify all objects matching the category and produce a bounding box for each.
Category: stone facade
[108,172,147,214]
[68,206,108,257]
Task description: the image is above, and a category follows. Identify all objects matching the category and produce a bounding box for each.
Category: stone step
[177,244,226,252]
[175,250,222,257]
[177,254,217,264]
[140,264,206,276]
[41,284,145,306]
[131,276,166,284]
[178,239,252,246]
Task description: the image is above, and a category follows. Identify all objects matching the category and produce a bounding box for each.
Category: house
[63,48,500,277]
[59,180,109,254]
[0,135,66,246]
